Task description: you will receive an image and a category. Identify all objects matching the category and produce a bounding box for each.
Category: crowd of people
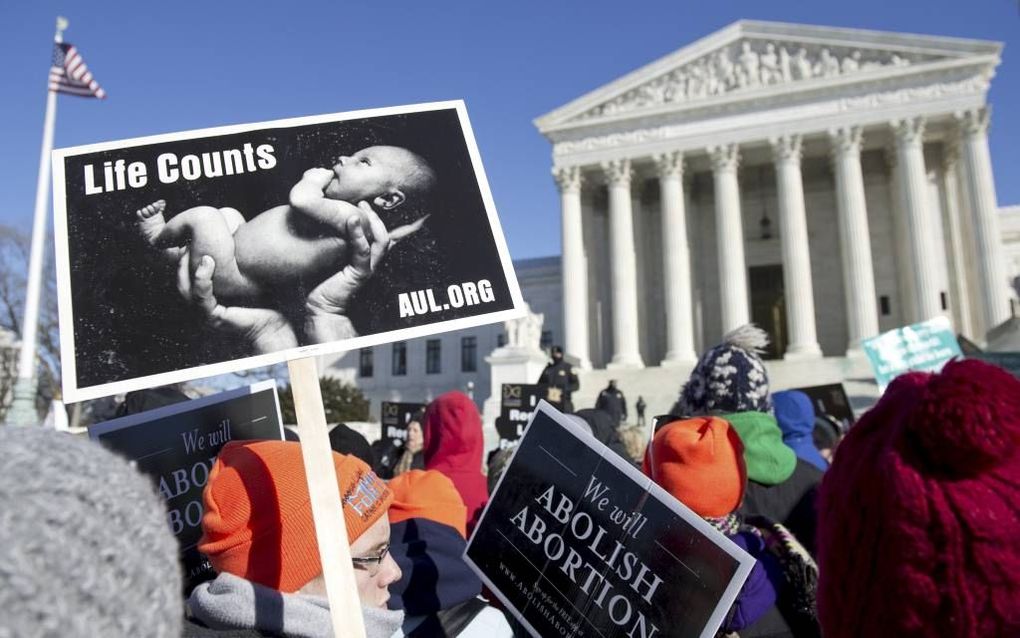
[2,323,1019,637]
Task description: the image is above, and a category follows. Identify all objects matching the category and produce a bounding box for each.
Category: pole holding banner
[6,16,68,427]
[289,356,366,638]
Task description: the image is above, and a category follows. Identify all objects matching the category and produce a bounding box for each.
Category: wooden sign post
[289,356,366,638]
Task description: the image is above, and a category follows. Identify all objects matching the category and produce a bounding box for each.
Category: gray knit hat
[0,427,183,638]
[676,324,773,416]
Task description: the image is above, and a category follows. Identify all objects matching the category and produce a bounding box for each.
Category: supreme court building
[536,21,1012,369]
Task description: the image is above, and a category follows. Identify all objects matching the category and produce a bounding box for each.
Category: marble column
[892,116,943,322]
[884,141,916,323]
[655,152,697,366]
[602,158,644,368]
[771,135,822,358]
[555,166,591,369]
[937,143,973,337]
[708,144,750,331]
[829,126,879,353]
[955,107,1011,334]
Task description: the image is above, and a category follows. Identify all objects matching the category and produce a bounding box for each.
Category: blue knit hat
[677,324,772,416]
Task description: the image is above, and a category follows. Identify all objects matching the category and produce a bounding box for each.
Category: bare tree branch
[0,225,61,419]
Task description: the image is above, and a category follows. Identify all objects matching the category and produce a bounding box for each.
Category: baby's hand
[301,167,335,186]
[291,168,338,211]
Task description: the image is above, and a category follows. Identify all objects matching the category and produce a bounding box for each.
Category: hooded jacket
[388,518,512,637]
[575,408,635,466]
[772,391,828,472]
[388,470,512,638]
[724,411,797,485]
[725,411,821,556]
[422,392,488,534]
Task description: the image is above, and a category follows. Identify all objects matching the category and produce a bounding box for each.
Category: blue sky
[2,0,1017,260]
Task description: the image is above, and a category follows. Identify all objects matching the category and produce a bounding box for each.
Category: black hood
[575,408,633,464]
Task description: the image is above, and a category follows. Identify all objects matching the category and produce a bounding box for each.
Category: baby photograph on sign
[52,102,523,401]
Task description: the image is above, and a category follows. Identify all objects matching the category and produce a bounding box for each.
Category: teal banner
[862,317,962,391]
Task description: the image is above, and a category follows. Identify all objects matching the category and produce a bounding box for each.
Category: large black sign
[52,102,523,402]
[972,352,1020,378]
[466,402,754,638]
[380,401,426,447]
[497,383,547,447]
[89,382,284,593]
[791,383,856,431]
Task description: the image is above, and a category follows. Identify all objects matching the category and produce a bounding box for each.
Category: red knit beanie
[198,440,393,593]
[643,416,747,518]
[817,359,1020,638]
[388,470,468,538]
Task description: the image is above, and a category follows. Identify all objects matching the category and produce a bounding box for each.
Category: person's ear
[373,189,405,210]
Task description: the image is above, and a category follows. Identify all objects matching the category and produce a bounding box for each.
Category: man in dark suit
[596,380,628,425]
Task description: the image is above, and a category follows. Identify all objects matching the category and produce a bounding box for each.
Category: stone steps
[571,356,880,430]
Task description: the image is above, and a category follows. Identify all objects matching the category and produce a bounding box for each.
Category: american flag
[49,42,106,99]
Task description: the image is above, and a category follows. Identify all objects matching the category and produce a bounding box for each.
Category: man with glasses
[184,439,404,637]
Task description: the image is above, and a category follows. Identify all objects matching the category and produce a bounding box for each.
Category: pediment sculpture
[577,40,933,120]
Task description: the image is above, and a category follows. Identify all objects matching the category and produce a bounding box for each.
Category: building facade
[535,21,1011,369]
[322,257,562,416]
[1000,205,1020,299]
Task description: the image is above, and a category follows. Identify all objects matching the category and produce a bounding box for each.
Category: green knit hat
[725,411,796,485]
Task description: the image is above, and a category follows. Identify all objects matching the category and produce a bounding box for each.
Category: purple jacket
[724,531,778,633]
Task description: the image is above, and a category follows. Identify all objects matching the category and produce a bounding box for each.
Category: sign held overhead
[52,101,524,401]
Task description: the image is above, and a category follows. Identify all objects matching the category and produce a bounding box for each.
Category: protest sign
[497,383,548,447]
[790,383,855,430]
[466,402,754,638]
[380,401,426,446]
[89,381,284,592]
[52,101,524,402]
[862,316,962,391]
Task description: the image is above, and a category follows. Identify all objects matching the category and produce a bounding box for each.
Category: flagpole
[6,17,68,427]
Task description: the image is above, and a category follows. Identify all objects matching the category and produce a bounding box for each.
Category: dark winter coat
[595,386,627,424]
[390,516,515,637]
[538,359,579,412]
[574,409,634,465]
[390,517,483,611]
[740,458,823,557]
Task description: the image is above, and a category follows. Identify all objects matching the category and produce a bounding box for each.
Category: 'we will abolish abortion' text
[510,476,662,638]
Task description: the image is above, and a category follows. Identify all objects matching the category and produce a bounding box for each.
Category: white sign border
[87,379,285,440]
[465,400,756,638]
[52,100,526,403]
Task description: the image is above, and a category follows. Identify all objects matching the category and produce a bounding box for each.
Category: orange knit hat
[645,416,747,518]
[198,440,393,593]
[388,470,468,538]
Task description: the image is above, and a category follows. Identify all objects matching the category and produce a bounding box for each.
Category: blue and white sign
[862,317,962,391]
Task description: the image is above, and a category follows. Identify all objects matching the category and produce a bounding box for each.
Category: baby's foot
[136,200,167,245]
[136,200,183,262]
